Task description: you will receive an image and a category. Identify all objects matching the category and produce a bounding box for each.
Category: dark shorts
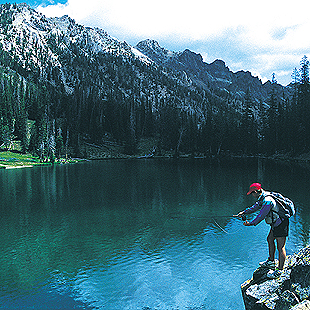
[272,218,289,237]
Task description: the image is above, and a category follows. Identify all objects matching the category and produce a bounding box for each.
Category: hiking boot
[267,269,282,279]
[259,259,276,269]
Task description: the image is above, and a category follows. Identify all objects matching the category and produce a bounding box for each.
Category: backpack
[266,192,295,219]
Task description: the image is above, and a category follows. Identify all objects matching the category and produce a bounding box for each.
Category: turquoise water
[0,158,309,309]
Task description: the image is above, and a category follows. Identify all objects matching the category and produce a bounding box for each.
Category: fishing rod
[170,214,247,221]
[157,214,248,237]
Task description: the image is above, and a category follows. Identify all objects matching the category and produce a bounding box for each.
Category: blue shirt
[244,190,282,227]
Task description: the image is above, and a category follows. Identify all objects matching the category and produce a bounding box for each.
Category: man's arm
[248,198,274,226]
[234,201,261,218]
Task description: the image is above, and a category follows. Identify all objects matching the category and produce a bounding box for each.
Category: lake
[0,158,309,310]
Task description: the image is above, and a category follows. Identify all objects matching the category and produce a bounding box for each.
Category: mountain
[0,3,153,92]
[0,3,298,159]
[0,3,283,105]
[136,39,286,103]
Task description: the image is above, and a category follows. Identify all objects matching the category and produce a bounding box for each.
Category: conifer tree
[298,55,310,151]
[264,73,279,154]
[239,88,256,154]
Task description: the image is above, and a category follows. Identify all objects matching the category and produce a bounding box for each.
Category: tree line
[0,45,309,160]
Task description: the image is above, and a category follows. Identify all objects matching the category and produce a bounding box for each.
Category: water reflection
[0,158,309,309]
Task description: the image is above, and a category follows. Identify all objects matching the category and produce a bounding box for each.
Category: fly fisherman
[234,183,289,279]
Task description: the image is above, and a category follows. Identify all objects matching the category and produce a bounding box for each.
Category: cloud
[37,0,310,85]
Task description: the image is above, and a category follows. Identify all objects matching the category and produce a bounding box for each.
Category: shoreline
[2,148,310,170]
[0,151,86,169]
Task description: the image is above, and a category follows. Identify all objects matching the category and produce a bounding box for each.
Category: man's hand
[243,220,252,226]
[233,211,244,218]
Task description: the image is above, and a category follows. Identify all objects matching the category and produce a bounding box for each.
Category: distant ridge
[136,39,286,103]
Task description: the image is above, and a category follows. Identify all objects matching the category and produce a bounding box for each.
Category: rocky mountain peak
[209,59,227,69]
[0,3,153,86]
[207,59,232,81]
[12,2,48,27]
[136,39,176,64]
[178,49,204,68]
[51,14,76,31]
[136,39,286,102]
[137,39,161,50]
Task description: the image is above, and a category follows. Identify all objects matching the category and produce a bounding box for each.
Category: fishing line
[153,217,170,244]
[153,214,246,244]
[211,217,246,235]
[212,218,230,234]
[190,215,233,220]
[170,215,236,220]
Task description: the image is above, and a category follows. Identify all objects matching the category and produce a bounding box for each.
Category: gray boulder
[241,246,310,309]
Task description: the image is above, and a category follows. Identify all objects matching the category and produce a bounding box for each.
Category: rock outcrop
[241,246,310,310]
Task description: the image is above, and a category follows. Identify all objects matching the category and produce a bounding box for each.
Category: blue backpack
[266,192,295,219]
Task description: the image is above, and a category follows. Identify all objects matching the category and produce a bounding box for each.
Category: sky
[2,0,310,85]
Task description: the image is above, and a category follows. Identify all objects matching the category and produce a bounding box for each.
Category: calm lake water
[0,158,309,310]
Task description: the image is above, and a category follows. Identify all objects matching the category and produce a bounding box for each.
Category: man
[234,183,289,279]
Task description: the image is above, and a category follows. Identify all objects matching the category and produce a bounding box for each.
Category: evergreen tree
[239,88,256,154]
[297,55,310,151]
[292,68,300,105]
[198,103,213,156]
[55,127,64,158]
[264,73,280,154]
[158,102,180,154]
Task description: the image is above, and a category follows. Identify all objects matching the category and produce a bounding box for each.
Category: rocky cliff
[241,246,310,310]
[136,39,288,103]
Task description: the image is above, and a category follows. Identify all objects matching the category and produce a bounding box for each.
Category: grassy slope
[0,151,41,168]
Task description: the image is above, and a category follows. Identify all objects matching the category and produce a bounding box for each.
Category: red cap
[247,183,262,195]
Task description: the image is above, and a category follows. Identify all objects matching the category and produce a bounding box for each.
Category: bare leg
[276,237,287,270]
[267,229,276,261]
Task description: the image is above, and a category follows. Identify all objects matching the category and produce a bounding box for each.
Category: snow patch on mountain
[131,46,153,65]
[1,3,153,69]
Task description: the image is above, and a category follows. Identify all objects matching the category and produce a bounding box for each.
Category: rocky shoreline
[241,246,310,310]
